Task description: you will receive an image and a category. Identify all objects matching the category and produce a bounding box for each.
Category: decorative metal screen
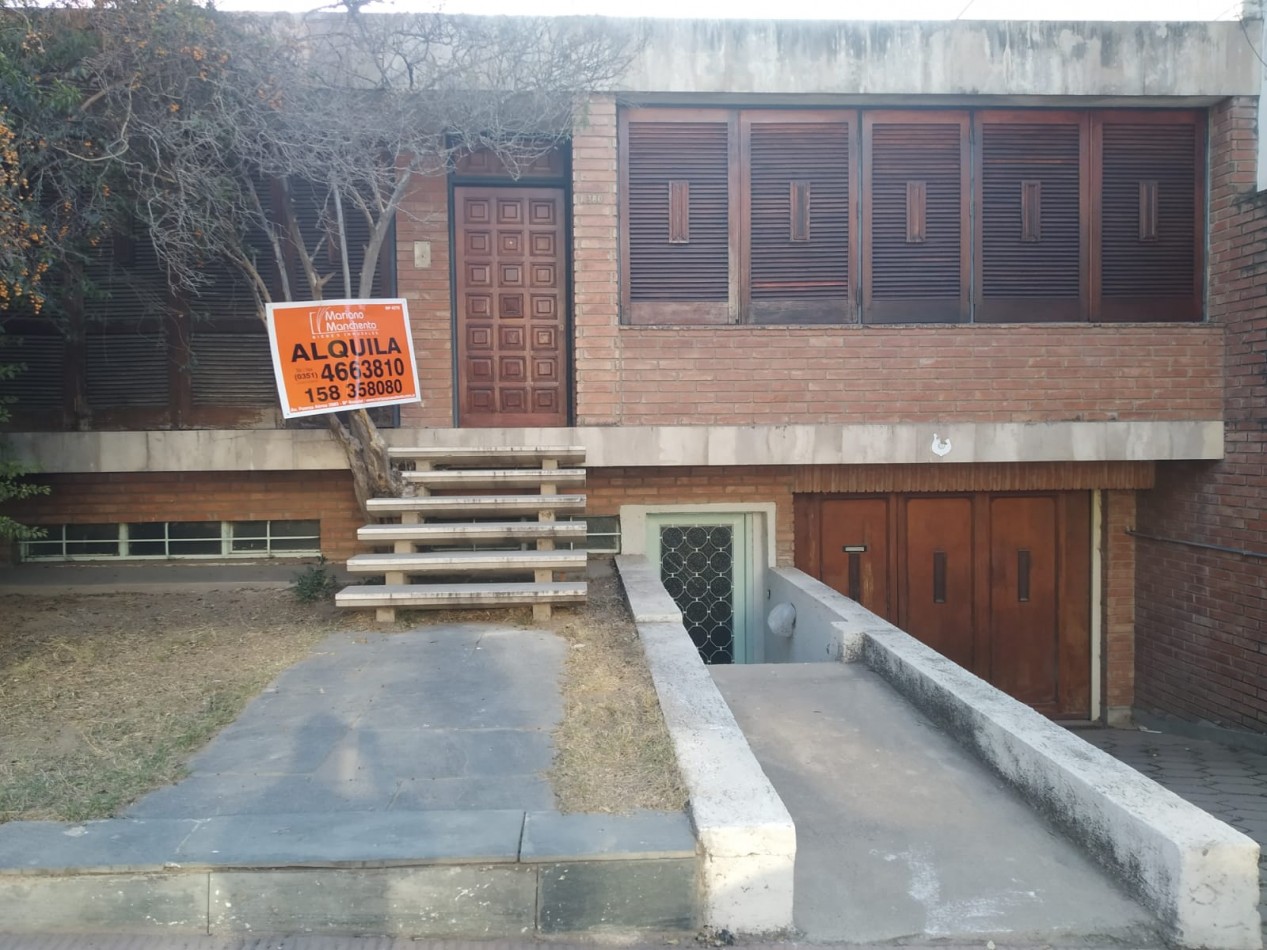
[659,524,735,664]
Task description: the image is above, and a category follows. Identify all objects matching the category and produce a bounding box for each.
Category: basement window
[561,515,621,554]
[20,520,321,561]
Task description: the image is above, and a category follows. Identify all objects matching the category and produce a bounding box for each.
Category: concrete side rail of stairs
[764,566,1262,950]
[615,555,795,936]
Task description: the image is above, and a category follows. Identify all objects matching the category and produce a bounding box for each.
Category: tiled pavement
[1080,726,1267,940]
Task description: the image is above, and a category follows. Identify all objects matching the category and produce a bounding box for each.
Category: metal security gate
[648,514,755,665]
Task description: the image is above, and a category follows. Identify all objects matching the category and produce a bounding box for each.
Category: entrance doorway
[796,491,1092,718]
[454,186,568,427]
[646,513,759,665]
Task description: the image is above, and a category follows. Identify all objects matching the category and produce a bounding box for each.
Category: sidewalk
[1081,725,1267,944]
[0,620,696,937]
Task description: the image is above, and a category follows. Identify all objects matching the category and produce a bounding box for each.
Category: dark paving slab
[391,776,555,811]
[1080,725,1267,944]
[124,625,564,820]
[521,810,696,862]
[0,819,200,872]
[177,811,526,867]
[0,620,698,940]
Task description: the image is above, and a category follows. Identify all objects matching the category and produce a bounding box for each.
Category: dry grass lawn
[545,569,687,813]
[0,564,685,822]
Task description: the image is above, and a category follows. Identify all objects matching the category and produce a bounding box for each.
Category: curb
[616,555,796,936]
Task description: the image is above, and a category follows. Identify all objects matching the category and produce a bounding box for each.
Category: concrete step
[389,446,586,468]
[346,550,587,574]
[403,468,586,489]
[367,495,586,517]
[336,582,588,609]
[357,521,587,545]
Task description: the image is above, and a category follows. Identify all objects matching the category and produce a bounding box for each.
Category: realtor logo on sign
[265,298,422,419]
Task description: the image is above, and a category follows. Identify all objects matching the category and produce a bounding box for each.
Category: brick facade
[1135,97,1267,733]
[572,96,623,427]
[566,98,1224,428]
[10,471,363,562]
[396,171,454,428]
[588,466,797,564]
[1104,490,1137,719]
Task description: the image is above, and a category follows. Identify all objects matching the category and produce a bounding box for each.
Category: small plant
[292,557,338,604]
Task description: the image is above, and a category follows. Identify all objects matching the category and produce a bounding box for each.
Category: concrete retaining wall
[616,555,796,935]
[764,566,1261,950]
[763,568,863,663]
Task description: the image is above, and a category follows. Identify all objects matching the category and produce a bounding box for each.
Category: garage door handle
[842,545,866,602]
[933,551,947,604]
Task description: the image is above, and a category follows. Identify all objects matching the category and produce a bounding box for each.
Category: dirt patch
[0,589,350,822]
[545,567,688,814]
[0,563,685,822]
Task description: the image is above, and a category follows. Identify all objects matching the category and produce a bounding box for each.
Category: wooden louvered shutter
[280,178,393,300]
[976,113,1087,323]
[82,232,173,411]
[621,109,734,325]
[187,261,274,408]
[742,112,855,324]
[862,113,970,324]
[1093,112,1204,322]
[0,335,66,413]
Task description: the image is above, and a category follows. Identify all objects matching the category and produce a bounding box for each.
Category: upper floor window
[619,107,1205,326]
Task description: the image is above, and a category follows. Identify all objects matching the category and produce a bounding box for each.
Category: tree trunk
[327,408,406,519]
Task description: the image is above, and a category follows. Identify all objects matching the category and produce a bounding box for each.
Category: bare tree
[65,0,633,512]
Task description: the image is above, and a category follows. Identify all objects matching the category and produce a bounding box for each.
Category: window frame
[618,106,740,326]
[1089,109,1207,324]
[20,519,322,561]
[860,110,972,325]
[618,105,1207,327]
[972,110,1091,324]
[739,109,860,325]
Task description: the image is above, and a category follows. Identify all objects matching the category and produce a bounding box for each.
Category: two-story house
[5,14,1264,734]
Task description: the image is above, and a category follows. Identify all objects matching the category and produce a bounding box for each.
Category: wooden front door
[798,492,1092,718]
[455,186,567,427]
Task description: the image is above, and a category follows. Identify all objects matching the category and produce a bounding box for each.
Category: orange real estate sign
[265,298,421,419]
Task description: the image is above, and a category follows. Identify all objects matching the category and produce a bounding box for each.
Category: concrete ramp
[711,662,1159,945]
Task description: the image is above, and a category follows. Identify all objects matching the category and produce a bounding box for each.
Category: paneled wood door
[900,496,977,671]
[455,186,567,427]
[798,492,1091,718]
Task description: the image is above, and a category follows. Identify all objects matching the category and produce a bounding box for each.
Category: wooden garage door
[455,186,567,427]
[797,492,1091,718]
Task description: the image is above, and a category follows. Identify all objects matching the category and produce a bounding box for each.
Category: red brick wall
[587,466,796,564]
[1103,490,1136,717]
[598,325,1221,425]
[1134,97,1267,733]
[8,471,363,562]
[567,96,1224,427]
[396,172,454,428]
[391,97,1222,429]
[572,96,622,426]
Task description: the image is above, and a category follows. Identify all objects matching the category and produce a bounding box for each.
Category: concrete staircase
[336,446,588,622]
